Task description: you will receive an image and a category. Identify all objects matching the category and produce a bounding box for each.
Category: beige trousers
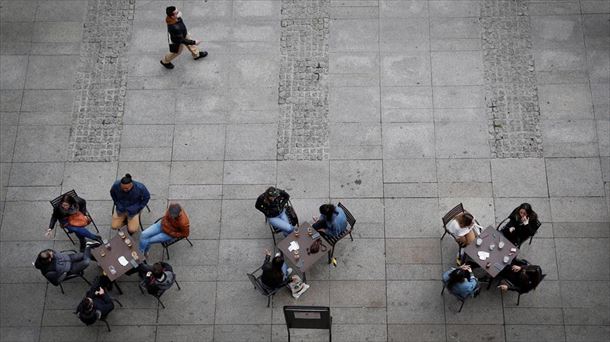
[111,211,141,234]
[162,34,200,63]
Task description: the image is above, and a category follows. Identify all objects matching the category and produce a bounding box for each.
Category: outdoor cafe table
[463,226,519,278]
[277,222,331,282]
[90,227,145,281]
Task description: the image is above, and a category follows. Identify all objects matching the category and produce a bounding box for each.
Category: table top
[463,226,519,278]
[277,222,330,274]
[90,227,145,281]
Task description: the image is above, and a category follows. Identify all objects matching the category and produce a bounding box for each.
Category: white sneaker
[275,252,281,258]
[292,283,310,299]
[286,267,293,275]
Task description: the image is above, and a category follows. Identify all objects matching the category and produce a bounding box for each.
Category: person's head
[319,204,336,219]
[79,297,94,313]
[456,212,474,228]
[152,262,165,279]
[523,265,544,291]
[168,203,182,219]
[60,194,76,210]
[271,254,284,269]
[264,187,280,201]
[165,6,181,18]
[514,203,536,223]
[447,268,470,290]
[38,249,54,265]
[119,173,134,192]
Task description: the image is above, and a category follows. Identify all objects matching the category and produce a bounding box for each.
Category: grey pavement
[1,0,609,341]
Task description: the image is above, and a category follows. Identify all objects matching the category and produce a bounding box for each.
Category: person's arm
[177,211,190,237]
[255,195,266,213]
[279,190,290,207]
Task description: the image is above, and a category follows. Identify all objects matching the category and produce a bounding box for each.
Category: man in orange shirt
[138,203,190,254]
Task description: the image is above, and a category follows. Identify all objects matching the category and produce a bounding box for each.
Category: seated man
[75,275,115,325]
[497,258,544,294]
[110,173,150,234]
[139,203,190,255]
[312,203,348,238]
[255,187,295,236]
[138,262,176,297]
[445,212,483,247]
[34,245,95,286]
[46,193,102,252]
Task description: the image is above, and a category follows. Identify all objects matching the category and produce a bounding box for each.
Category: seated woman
[255,187,294,236]
[312,203,348,238]
[497,258,544,294]
[139,203,190,255]
[500,203,540,246]
[445,212,482,247]
[260,249,309,299]
[442,265,479,299]
[76,275,115,325]
[46,194,102,252]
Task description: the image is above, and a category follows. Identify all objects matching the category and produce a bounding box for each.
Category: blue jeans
[139,222,173,253]
[267,208,294,236]
[65,225,99,251]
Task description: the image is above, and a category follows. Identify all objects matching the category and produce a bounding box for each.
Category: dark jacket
[255,189,290,218]
[261,255,285,289]
[499,259,543,294]
[110,180,150,216]
[34,250,72,286]
[76,291,114,325]
[167,17,196,45]
[49,196,87,229]
[502,217,540,246]
[140,262,176,297]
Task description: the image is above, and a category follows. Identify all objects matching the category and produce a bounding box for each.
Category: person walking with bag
[160,6,207,69]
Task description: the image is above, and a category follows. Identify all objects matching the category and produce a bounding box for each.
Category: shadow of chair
[50,190,100,245]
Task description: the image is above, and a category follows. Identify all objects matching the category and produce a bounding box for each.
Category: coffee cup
[503,256,510,263]
[124,238,132,248]
[307,227,313,236]
[476,238,483,246]
[118,230,126,239]
[489,244,495,251]
[498,241,505,249]
[294,227,300,238]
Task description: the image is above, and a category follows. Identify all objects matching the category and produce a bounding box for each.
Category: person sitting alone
[110,173,150,234]
[445,212,483,247]
[255,187,295,236]
[312,203,348,238]
[497,258,544,294]
[139,203,190,255]
[75,275,115,326]
[34,246,95,286]
[139,262,176,297]
[46,194,102,252]
[500,203,540,246]
[442,265,479,299]
[261,249,309,299]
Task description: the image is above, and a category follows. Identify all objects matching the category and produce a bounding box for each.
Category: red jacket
[161,208,190,238]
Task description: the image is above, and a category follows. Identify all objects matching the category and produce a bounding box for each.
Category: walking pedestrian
[160,6,207,69]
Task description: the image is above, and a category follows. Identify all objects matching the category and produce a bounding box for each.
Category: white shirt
[445,218,482,237]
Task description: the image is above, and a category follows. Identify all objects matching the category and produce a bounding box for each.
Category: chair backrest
[442,203,464,227]
[247,272,271,296]
[337,202,356,229]
[50,189,79,208]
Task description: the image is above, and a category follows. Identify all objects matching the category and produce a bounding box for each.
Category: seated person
[46,194,102,252]
[312,203,348,238]
[497,258,544,294]
[138,262,176,297]
[76,275,115,325]
[500,203,540,246]
[445,212,482,247]
[139,203,190,254]
[255,187,294,236]
[260,249,309,299]
[110,173,150,234]
[34,246,96,286]
[442,265,479,299]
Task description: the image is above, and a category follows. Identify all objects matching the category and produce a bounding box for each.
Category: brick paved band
[277,0,330,161]
[68,0,135,162]
[482,0,543,158]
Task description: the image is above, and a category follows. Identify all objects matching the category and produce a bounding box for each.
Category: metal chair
[50,190,100,245]
[441,281,481,313]
[323,202,355,264]
[149,217,194,260]
[441,203,465,241]
[35,249,92,294]
[138,263,181,309]
[496,216,542,248]
[247,263,288,308]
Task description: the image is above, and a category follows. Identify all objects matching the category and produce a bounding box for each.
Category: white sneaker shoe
[275,252,281,258]
[286,267,293,275]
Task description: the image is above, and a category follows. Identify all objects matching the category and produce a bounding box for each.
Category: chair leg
[185,237,194,247]
[440,231,447,240]
[145,204,151,212]
[87,213,100,233]
[102,318,111,332]
[441,284,446,295]
[80,274,92,286]
[529,236,533,245]
[113,298,123,307]
[458,300,465,312]
[175,279,181,290]
[59,282,65,294]
[64,228,76,245]
[267,295,271,308]
[516,293,521,306]
[138,283,145,294]
[349,231,354,242]
[157,297,166,309]
[113,281,123,295]
[164,245,170,260]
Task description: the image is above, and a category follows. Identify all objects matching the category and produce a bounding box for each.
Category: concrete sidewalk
[0,0,608,341]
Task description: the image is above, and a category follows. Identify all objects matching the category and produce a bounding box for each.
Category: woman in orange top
[139,203,190,254]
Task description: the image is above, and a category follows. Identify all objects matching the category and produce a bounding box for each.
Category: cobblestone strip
[277,0,330,160]
[481,0,543,158]
[68,0,135,162]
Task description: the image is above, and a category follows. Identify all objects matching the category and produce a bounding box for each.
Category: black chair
[323,202,355,264]
[50,190,100,245]
[111,204,151,231]
[441,203,465,241]
[496,217,542,247]
[247,264,288,308]
[441,281,481,313]
[35,249,92,294]
[150,217,194,260]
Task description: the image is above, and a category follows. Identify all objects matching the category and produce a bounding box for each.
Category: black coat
[167,18,196,45]
[261,255,285,289]
[255,189,290,218]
